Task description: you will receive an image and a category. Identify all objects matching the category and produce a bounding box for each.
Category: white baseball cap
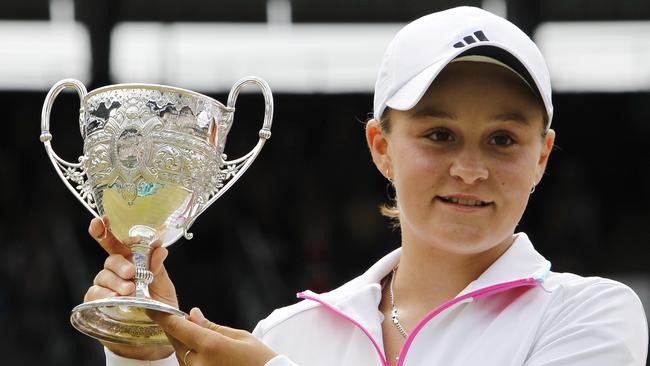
[373,6,553,127]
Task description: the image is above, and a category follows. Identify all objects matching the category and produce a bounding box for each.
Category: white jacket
[106,233,648,366]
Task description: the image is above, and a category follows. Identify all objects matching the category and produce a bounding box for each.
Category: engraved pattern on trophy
[54,155,97,209]
[41,77,274,345]
[82,88,231,246]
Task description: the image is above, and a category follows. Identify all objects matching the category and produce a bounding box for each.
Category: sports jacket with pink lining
[106,233,648,365]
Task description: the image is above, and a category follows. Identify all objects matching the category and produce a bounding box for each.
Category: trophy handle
[40,79,100,219]
[183,76,273,239]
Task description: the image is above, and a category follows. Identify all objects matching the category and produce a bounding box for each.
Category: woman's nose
[449,153,488,184]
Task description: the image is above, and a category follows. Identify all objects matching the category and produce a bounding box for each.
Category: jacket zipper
[297,277,541,366]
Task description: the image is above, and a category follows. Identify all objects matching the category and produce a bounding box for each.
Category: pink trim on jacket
[396,278,541,365]
[296,292,391,366]
[297,277,542,366]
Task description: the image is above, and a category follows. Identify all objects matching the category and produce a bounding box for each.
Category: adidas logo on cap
[453,31,490,48]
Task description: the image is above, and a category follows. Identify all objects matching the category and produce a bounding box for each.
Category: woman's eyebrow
[493,112,530,125]
[410,106,456,120]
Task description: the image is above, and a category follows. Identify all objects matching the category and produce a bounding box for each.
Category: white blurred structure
[534,21,650,92]
[2,5,650,93]
[482,0,507,18]
[0,0,89,90]
[111,20,650,93]
[0,21,91,90]
[110,23,400,93]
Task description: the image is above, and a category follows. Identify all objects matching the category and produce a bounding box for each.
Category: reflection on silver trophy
[39,77,273,345]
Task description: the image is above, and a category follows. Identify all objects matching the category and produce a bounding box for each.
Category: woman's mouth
[437,195,492,207]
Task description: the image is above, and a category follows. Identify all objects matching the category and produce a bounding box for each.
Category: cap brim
[385,56,450,112]
[385,43,550,125]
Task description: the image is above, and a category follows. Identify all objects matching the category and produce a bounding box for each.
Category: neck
[394,232,515,311]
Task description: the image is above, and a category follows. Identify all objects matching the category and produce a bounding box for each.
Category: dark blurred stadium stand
[0,0,49,20]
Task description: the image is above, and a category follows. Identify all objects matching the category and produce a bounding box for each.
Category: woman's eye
[489,134,516,146]
[427,129,454,142]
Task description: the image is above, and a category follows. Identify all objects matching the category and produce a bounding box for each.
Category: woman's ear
[366,119,392,180]
[535,128,555,184]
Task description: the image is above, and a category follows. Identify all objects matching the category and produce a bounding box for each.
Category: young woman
[86,6,648,366]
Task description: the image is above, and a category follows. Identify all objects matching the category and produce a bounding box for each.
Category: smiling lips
[437,195,493,209]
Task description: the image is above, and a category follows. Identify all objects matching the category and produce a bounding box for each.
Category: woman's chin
[422,224,509,255]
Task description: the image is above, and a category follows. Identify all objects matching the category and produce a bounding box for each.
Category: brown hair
[376,110,401,227]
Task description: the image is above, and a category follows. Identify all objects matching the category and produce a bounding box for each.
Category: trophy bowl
[40,77,273,345]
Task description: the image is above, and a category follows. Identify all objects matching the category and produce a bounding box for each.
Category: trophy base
[70,297,186,346]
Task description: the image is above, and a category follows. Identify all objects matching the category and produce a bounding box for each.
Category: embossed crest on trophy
[40,77,273,345]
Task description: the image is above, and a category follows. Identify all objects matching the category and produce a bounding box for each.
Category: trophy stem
[128,225,157,299]
[131,242,154,298]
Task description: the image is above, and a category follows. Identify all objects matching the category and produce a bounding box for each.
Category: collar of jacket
[301,232,551,303]
[296,232,551,359]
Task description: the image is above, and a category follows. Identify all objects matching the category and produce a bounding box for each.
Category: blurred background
[1,0,649,364]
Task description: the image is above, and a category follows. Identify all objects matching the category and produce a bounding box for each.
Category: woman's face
[367,61,555,255]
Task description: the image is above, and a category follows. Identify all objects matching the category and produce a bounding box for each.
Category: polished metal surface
[70,297,186,345]
[40,77,273,345]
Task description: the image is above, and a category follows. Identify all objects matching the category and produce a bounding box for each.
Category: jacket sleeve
[105,348,179,366]
[524,280,648,366]
[265,355,300,366]
[253,319,301,366]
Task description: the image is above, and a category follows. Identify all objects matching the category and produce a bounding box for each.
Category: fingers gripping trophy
[39,77,273,345]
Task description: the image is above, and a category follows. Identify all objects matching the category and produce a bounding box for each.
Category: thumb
[149,243,169,275]
[189,307,213,328]
[89,217,130,257]
[189,308,248,340]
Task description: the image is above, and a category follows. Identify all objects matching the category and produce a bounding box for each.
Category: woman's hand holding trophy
[85,218,279,365]
[85,217,177,360]
[149,308,278,366]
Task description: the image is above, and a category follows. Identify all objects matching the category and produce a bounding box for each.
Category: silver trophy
[40,77,273,345]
